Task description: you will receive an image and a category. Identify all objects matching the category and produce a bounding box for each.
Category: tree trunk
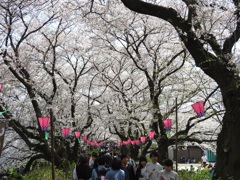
[213,97,240,179]
[129,145,139,160]
[157,135,169,164]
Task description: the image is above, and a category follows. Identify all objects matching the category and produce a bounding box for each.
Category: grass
[6,164,215,180]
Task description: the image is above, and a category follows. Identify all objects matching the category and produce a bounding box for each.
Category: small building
[168,145,203,163]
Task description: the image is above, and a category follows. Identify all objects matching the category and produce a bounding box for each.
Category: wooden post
[49,108,55,180]
[79,137,81,155]
[175,97,178,172]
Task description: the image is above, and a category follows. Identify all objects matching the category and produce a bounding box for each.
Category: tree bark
[213,86,240,179]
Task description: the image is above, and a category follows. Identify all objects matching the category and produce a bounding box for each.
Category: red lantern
[117,142,122,146]
[87,139,91,145]
[192,101,205,117]
[38,117,50,131]
[62,127,70,137]
[135,140,140,145]
[82,136,87,141]
[75,131,81,139]
[140,136,146,144]
[163,119,172,130]
[148,131,155,140]
[0,83,2,91]
[131,140,135,145]
[97,141,103,146]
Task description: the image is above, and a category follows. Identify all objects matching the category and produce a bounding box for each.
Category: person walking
[135,156,147,180]
[92,156,109,180]
[105,157,125,180]
[76,154,92,180]
[142,152,163,180]
[120,154,136,180]
[201,153,208,167]
[160,159,179,180]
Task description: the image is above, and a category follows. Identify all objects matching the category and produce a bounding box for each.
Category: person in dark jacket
[76,154,92,180]
[120,154,136,180]
[135,156,147,180]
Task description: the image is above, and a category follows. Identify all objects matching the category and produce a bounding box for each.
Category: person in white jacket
[142,152,163,180]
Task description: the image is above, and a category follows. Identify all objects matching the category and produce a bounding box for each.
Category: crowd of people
[73,152,179,180]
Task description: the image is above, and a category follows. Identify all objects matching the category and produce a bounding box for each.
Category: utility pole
[175,97,178,172]
[49,107,55,180]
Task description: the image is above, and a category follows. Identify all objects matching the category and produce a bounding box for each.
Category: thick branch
[121,0,191,32]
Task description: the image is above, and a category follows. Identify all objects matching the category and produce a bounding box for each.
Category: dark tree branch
[222,8,240,54]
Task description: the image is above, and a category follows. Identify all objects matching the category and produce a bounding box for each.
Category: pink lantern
[75,131,81,138]
[163,119,172,130]
[38,117,50,131]
[131,140,135,145]
[117,142,122,146]
[87,139,91,145]
[192,101,205,117]
[91,142,96,146]
[127,139,131,144]
[148,131,155,140]
[96,141,102,147]
[123,141,128,145]
[82,136,87,141]
[140,136,146,144]
[0,83,2,91]
[134,140,140,145]
[62,127,70,137]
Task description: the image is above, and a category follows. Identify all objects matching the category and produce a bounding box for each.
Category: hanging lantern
[82,136,87,142]
[148,131,155,140]
[163,119,172,137]
[87,139,91,145]
[131,140,135,145]
[134,140,140,145]
[117,142,122,146]
[127,139,131,144]
[75,131,81,138]
[62,127,70,137]
[98,141,103,146]
[91,141,96,146]
[192,101,205,117]
[163,119,172,130]
[0,83,2,91]
[75,131,81,143]
[95,141,102,147]
[140,136,146,144]
[38,117,50,140]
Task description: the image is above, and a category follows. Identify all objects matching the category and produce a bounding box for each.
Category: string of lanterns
[2,82,205,146]
[36,101,205,145]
